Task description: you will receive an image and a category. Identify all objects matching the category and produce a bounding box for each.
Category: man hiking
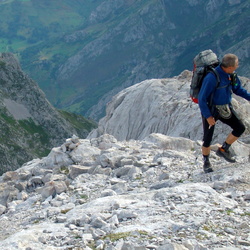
[198,53,250,173]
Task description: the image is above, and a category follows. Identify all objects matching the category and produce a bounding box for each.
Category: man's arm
[198,73,217,118]
[233,77,250,101]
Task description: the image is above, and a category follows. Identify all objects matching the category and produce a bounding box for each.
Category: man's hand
[207,116,216,128]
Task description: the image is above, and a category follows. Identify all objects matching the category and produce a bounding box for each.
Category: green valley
[0,0,249,120]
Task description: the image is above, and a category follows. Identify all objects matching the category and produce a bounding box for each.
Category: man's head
[221,54,239,73]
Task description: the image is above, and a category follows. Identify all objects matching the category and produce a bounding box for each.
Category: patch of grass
[79,194,88,200]
[58,109,97,131]
[226,209,234,216]
[177,179,184,183]
[104,230,151,242]
[87,242,97,250]
[105,232,132,242]
[18,118,49,144]
[60,166,69,175]
[1,113,16,125]
[61,208,72,214]
[202,225,211,231]
[240,212,250,217]
[33,219,41,224]
[0,60,6,68]
[195,233,208,240]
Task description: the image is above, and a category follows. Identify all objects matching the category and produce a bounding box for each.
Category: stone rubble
[0,134,249,250]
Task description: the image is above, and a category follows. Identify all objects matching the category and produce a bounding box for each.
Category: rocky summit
[88,71,250,144]
[0,133,249,250]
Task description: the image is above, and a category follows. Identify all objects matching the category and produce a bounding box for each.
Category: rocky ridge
[0,52,96,174]
[0,133,249,249]
[88,70,250,144]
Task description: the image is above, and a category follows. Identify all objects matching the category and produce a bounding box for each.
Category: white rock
[82,233,93,243]
[17,191,28,201]
[90,216,108,228]
[0,133,250,249]
[143,133,195,151]
[101,189,117,197]
[88,75,250,146]
[0,204,6,215]
[69,165,91,179]
[42,147,73,168]
[244,190,250,200]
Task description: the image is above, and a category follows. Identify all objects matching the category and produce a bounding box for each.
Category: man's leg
[202,132,238,166]
[225,133,239,145]
[216,111,244,162]
[202,146,213,173]
[202,146,211,156]
[202,116,215,173]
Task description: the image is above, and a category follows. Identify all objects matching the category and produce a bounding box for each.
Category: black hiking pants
[202,108,245,148]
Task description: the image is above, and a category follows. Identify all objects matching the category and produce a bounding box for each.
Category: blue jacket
[198,65,250,118]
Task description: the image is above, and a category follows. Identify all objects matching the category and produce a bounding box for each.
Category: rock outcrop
[88,71,250,145]
[0,134,249,249]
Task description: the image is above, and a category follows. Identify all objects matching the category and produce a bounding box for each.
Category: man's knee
[233,123,245,137]
[203,141,211,148]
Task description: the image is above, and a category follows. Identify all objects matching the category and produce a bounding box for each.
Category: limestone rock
[88,74,250,147]
[0,134,250,249]
[69,165,91,179]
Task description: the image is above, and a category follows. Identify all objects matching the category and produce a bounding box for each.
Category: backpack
[190,49,220,104]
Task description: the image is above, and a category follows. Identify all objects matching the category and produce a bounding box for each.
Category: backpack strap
[209,67,220,88]
[207,67,220,108]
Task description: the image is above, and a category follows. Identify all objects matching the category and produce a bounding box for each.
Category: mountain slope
[0,134,249,249]
[0,53,96,175]
[46,0,250,119]
[1,0,249,120]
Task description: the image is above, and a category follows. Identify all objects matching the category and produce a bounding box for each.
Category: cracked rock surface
[0,134,249,250]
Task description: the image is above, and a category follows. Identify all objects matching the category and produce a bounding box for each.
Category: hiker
[198,53,250,173]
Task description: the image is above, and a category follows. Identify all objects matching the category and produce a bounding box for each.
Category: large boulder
[89,71,250,145]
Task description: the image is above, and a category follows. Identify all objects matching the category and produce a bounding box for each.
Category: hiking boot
[216,147,236,163]
[203,160,213,173]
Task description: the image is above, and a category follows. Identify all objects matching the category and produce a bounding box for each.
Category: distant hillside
[1,0,249,120]
[0,53,96,175]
